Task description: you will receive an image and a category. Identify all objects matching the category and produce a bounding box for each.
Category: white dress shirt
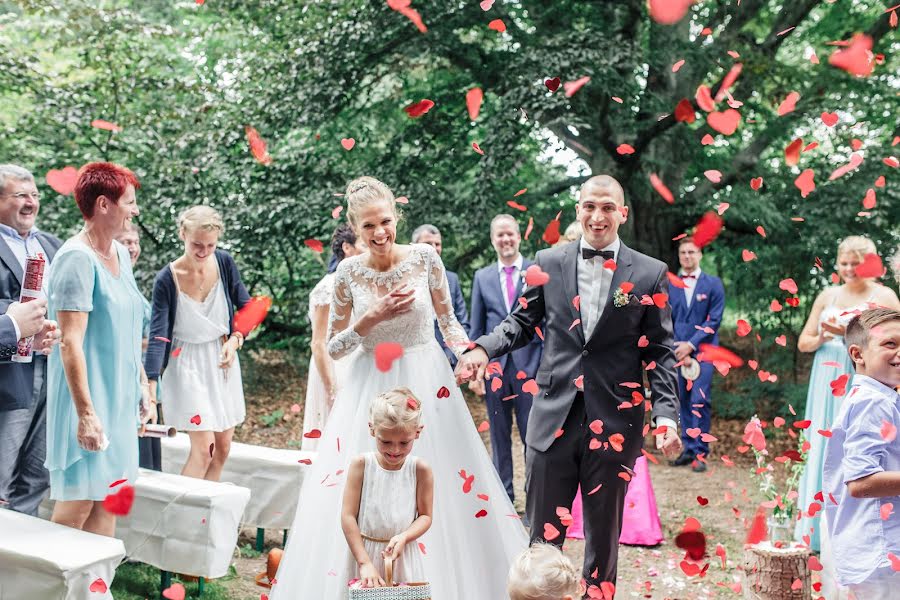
[577,237,620,339]
[497,254,524,313]
[680,267,701,308]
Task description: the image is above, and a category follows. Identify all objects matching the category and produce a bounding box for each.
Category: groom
[456,175,681,591]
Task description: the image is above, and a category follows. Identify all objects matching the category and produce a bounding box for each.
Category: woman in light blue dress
[46,162,152,537]
[794,236,900,552]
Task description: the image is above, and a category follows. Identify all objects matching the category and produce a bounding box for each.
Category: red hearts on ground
[374,342,404,372]
[102,484,135,516]
[162,583,186,600]
[46,167,79,196]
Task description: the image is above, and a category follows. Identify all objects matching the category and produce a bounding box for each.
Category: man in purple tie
[469,214,543,503]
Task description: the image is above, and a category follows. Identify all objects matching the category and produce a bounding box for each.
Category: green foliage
[1,0,897,395]
[111,563,232,600]
[259,408,284,427]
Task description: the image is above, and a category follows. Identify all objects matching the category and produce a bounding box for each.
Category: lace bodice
[327,244,469,358]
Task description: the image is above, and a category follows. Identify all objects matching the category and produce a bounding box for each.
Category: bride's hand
[369,286,416,323]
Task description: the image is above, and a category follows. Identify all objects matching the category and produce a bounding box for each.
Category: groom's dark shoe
[669,450,694,467]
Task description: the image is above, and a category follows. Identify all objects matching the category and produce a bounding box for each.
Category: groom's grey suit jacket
[474,239,679,462]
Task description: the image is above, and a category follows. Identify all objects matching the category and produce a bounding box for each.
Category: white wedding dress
[271,244,527,599]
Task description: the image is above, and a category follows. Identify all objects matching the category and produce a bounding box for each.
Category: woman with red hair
[46,162,153,536]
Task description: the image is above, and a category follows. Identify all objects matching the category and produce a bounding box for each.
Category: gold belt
[360,533,391,543]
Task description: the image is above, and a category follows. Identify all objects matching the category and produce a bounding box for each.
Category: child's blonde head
[369,387,422,432]
[837,235,876,262]
[508,543,582,600]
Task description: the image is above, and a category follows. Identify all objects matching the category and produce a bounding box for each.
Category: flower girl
[507,544,585,600]
[342,387,434,589]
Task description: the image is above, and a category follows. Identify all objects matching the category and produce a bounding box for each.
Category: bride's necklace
[83,228,114,261]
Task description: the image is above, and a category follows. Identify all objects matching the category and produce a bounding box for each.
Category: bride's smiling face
[355,200,397,257]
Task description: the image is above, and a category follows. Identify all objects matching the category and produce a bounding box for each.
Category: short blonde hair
[178,205,225,235]
[345,176,396,227]
[369,387,422,431]
[837,235,876,262]
[508,544,581,600]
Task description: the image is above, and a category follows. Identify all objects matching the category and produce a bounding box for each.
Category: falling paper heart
[855,253,884,278]
[648,0,693,25]
[563,76,590,98]
[374,342,404,372]
[46,167,79,196]
[524,264,550,286]
[707,109,741,135]
[777,91,800,116]
[89,578,108,593]
[340,138,355,151]
[403,99,435,118]
[544,77,561,92]
[102,484,135,516]
[794,169,816,198]
[487,18,506,32]
[466,87,483,120]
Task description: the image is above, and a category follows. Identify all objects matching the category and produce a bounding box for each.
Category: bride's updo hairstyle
[345,176,398,228]
[369,386,422,432]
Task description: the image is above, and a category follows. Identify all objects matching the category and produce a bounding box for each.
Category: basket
[348,557,431,599]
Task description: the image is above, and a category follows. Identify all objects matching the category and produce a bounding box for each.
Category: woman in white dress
[271,177,528,599]
[145,206,250,481]
[302,224,365,450]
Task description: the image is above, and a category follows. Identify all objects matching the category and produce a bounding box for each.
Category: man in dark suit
[457,176,681,591]
[668,237,725,473]
[411,224,469,365]
[0,164,63,516]
[468,214,542,504]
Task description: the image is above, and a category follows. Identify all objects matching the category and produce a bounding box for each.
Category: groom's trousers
[525,393,635,590]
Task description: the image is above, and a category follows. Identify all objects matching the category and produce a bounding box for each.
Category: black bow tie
[681,274,696,280]
[582,248,615,261]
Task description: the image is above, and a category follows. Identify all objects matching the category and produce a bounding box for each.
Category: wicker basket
[348,557,431,600]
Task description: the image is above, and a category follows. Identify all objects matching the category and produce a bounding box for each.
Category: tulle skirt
[270,341,528,600]
[567,456,664,546]
[301,352,353,451]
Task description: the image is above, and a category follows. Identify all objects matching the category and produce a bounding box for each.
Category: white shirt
[577,237,620,338]
[497,254,524,313]
[680,267,701,308]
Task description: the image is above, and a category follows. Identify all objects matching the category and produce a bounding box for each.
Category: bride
[271,177,528,599]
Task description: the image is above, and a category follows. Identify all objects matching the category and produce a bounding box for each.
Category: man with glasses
[0,164,63,515]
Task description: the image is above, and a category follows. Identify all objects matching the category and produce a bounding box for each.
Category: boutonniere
[613,283,635,308]
[696,293,708,302]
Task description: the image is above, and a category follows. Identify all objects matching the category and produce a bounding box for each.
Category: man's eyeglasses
[4,192,40,202]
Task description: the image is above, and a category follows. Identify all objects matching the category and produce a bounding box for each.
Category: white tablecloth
[161,433,313,530]
[0,509,125,600]
[114,469,250,578]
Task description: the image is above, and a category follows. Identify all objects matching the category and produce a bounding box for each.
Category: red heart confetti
[403,99,435,118]
[855,253,884,278]
[707,109,741,135]
[649,173,674,204]
[648,0,693,24]
[162,583,186,600]
[89,578,108,593]
[91,119,122,132]
[190,414,201,425]
[828,33,874,77]
[563,76,590,98]
[487,18,506,32]
[436,386,450,398]
[794,169,816,197]
[340,138,355,151]
[674,99,696,123]
[245,126,273,165]
[466,87,483,120]
[777,91,800,116]
[102,484,135,516]
[544,77,561,92]
[374,342,404,372]
[233,296,273,337]
[46,167,79,196]
[524,264,550,286]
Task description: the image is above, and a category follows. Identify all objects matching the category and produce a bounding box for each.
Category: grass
[111,563,235,600]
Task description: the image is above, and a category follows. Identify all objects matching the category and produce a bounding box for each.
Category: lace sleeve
[426,246,470,358]
[309,274,334,307]
[327,267,362,359]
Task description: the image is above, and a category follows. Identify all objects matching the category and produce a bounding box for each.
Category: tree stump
[742,543,811,600]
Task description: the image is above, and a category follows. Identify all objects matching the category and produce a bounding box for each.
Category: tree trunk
[742,544,811,600]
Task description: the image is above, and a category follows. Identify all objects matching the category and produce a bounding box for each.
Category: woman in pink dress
[567,455,663,545]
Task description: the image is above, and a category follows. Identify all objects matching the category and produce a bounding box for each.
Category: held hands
[78,412,105,452]
[468,378,486,396]
[673,341,694,362]
[656,426,682,460]
[6,298,48,339]
[358,560,385,588]
[454,347,489,385]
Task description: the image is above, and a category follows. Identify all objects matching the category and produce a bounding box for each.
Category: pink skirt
[567,456,663,546]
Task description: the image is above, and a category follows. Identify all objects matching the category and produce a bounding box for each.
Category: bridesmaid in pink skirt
[567,456,664,545]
